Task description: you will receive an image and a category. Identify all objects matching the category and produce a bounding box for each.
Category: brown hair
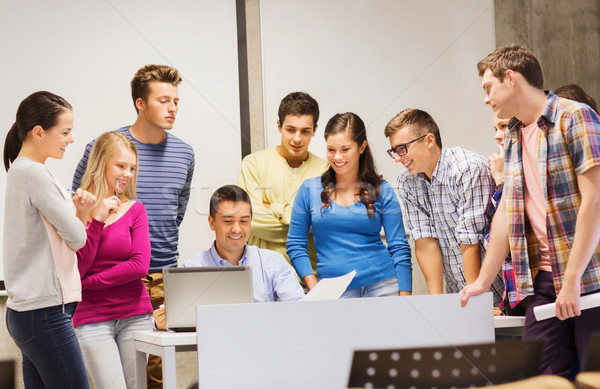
[209,185,252,219]
[321,112,382,217]
[384,108,442,149]
[4,91,72,171]
[277,92,319,128]
[476,45,543,89]
[130,65,182,113]
[555,84,598,112]
[80,131,138,207]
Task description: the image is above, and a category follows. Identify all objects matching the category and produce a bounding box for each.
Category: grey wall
[495,0,600,103]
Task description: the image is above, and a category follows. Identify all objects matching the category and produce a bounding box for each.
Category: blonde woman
[73,131,153,389]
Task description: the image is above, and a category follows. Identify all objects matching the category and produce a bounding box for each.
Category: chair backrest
[0,360,15,389]
[347,340,544,389]
[582,331,600,372]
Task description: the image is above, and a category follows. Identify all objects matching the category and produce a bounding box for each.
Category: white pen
[115,178,120,197]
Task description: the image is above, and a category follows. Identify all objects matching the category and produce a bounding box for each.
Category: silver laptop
[163,266,254,331]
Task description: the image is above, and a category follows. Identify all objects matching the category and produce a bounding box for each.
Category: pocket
[6,309,36,345]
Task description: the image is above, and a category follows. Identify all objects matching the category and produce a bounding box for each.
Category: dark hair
[477,45,543,89]
[4,91,72,171]
[209,185,253,218]
[321,112,383,217]
[131,64,182,113]
[277,92,319,128]
[384,108,443,149]
[555,84,598,112]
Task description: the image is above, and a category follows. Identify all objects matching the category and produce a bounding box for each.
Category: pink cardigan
[73,201,153,327]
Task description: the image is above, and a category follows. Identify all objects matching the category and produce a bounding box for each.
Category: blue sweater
[72,127,195,271]
[287,177,412,291]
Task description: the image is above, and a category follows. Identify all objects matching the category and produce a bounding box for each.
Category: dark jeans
[6,302,90,389]
[523,271,600,378]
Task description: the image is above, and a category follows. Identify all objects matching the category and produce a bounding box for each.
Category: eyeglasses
[386,134,427,159]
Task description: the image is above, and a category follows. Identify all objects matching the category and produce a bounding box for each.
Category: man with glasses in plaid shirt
[384,108,503,305]
[461,45,600,377]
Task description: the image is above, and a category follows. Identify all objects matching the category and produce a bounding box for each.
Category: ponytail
[3,123,23,171]
[3,91,72,172]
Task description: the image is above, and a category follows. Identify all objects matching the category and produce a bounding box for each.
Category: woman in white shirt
[3,91,95,388]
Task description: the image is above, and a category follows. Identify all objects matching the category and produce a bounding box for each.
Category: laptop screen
[163,266,254,331]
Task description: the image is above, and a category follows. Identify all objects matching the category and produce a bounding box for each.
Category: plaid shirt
[397,147,504,304]
[483,188,521,308]
[504,91,600,303]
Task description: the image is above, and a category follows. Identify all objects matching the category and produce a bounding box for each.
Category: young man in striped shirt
[461,45,600,377]
[72,64,195,388]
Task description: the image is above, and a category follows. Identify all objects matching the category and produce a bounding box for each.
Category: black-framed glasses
[387,134,427,159]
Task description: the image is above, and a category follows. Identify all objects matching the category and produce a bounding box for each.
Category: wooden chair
[0,359,15,389]
[576,331,600,389]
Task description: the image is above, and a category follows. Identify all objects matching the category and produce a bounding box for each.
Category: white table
[133,311,526,388]
[494,315,526,338]
[133,330,197,389]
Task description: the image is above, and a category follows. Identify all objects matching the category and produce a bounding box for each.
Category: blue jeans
[6,303,90,389]
[340,277,398,298]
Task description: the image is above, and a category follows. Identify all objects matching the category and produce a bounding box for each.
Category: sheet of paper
[533,292,600,321]
[300,270,356,301]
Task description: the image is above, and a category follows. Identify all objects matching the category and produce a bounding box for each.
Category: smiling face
[209,200,252,262]
[277,114,316,168]
[388,126,438,178]
[40,109,74,160]
[326,131,366,181]
[105,145,137,195]
[136,81,179,131]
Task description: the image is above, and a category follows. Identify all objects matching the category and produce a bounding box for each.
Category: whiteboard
[261,0,497,188]
[0,0,241,281]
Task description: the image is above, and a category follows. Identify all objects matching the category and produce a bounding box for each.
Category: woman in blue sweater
[287,112,412,297]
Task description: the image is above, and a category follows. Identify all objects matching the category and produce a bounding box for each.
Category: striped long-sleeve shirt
[72,127,195,271]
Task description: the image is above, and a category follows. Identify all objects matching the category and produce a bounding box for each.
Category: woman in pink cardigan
[73,131,153,389]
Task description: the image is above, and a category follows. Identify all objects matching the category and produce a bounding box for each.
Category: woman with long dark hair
[287,112,412,297]
[3,91,94,388]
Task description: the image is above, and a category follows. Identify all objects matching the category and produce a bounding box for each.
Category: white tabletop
[132,316,525,348]
[493,315,526,328]
[134,330,196,346]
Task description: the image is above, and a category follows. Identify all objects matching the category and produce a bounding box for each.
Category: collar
[508,90,557,135]
[208,242,249,266]
[415,147,446,184]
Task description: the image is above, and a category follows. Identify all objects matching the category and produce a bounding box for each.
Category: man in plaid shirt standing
[461,45,600,377]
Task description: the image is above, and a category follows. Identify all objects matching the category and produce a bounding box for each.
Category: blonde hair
[80,131,138,207]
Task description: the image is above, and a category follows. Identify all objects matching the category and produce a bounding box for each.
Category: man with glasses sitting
[384,108,503,305]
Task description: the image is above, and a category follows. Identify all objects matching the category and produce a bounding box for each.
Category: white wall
[0,0,242,280]
[0,0,498,283]
[261,0,497,186]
